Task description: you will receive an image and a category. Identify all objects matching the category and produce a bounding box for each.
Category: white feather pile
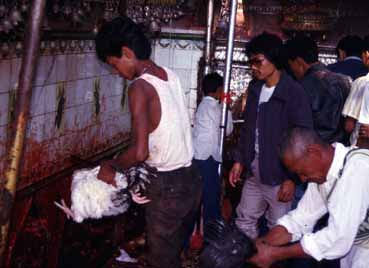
[70,166,129,223]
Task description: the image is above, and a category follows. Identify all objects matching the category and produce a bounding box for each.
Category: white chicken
[54,164,155,223]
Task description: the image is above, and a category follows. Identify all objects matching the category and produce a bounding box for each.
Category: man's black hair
[246,32,284,69]
[202,73,223,95]
[363,35,369,52]
[284,35,319,64]
[95,16,151,62]
[336,35,364,57]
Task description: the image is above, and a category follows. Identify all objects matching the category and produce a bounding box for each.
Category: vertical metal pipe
[0,0,46,264]
[219,0,237,170]
[204,0,215,75]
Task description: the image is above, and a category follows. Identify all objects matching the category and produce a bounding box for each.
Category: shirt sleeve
[277,183,327,242]
[226,109,234,136]
[358,87,369,124]
[342,79,363,119]
[300,157,369,261]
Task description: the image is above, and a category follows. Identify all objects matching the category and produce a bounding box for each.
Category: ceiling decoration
[0,0,121,41]
[126,0,186,33]
[0,0,29,40]
[281,3,337,34]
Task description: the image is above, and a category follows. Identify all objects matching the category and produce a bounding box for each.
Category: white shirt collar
[203,96,219,102]
[326,143,351,182]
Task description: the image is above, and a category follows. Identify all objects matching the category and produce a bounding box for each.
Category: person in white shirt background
[249,127,369,268]
[343,35,369,149]
[192,73,233,226]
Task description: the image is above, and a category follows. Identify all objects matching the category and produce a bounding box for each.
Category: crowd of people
[93,15,369,268]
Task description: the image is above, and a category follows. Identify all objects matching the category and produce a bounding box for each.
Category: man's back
[138,67,193,171]
[302,63,351,144]
[328,58,367,81]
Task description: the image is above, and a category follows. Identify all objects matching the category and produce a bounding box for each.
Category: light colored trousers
[235,158,291,239]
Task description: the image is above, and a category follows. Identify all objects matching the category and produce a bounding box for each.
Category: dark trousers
[194,157,222,224]
[145,165,202,268]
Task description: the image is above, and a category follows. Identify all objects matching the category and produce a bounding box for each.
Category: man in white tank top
[95,16,202,268]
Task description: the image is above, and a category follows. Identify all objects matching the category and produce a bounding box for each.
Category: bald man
[249,128,369,268]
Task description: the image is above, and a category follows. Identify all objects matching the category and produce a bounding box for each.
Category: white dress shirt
[342,73,369,145]
[277,143,369,267]
[193,96,233,162]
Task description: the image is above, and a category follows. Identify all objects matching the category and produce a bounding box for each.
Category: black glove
[200,219,257,268]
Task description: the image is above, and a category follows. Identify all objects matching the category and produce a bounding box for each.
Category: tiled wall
[151,38,205,124]
[0,38,205,189]
[0,40,130,190]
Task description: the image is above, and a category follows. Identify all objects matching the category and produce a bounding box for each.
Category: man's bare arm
[97,80,150,184]
[260,225,293,246]
[249,240,309,268]
[114,80,150,167]
[344,116,356,134]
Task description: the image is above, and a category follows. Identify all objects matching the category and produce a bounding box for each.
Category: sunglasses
[246,57,266,67]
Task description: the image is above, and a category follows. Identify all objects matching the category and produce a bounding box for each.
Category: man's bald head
[279,128,332,184]
[279,127,326,161]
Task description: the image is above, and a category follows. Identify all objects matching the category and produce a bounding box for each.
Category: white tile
[27,114,45,142]
[0,59,11,92]
[64,81,77,108]
[191,50,203,69]
[65,54,79,81]
[55,55,67,82]
[10,58,21,90]
[76,103,94,129]
[0,92,9,115]
[103,95,122,114]
[174,69,191,94]
[30,86,45,116]
[84,53,99,78]
[33,55,57,86]
[86,54,113,77]
[0,126,7,157]
[154,47,171,68]
[0,108,8,127]
[173,49,193,69]
[99,75,113,98]
[75,54,86,80]
[97,60,112,76]
[62,106,77,130]
[30,84,57,116]
[42,112,57,141]
[189,89,198,109]
[110,75,124,97]
[190,70,199,88]
[43,84,57,113]
[65,79,93,108]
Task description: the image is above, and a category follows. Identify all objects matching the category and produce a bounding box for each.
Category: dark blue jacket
[234,72,313,186]
[301,63,351,144]
[327,57,367,81]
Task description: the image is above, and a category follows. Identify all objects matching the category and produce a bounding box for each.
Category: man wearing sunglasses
[229,32,313,240]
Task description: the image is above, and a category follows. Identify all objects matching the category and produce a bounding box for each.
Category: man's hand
[359,124,369,138]
[278,179,295,202]
[97,160,117,187]
[131,192,151,204]
[229,162,244,187]
[248,240,277,268]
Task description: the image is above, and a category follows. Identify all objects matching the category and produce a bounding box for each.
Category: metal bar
[219,0,238,173]
[204,0,215,75]
[0,0,46,264]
